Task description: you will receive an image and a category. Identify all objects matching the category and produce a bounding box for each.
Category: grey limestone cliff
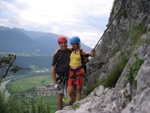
[56,0,150,113]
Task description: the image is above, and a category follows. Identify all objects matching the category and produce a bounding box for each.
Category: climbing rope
[93,0,128,50]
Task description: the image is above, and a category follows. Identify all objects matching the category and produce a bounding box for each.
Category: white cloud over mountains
[0,0,114,47]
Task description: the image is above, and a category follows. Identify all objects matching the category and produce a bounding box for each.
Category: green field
[7,75,58,113]
[8,75,52,93]
[43,95,58,113]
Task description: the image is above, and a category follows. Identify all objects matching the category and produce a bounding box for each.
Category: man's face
[59,41,67,50]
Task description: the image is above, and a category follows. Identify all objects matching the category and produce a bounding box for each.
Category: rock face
[56,0,150,113]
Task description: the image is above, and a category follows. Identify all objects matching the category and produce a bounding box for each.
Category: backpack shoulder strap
[80,49,85,65]
[54,49,61,56]
[80,49,87,73]
[55,49,61,66]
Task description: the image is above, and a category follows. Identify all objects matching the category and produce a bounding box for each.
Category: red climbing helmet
[58,36,67,43]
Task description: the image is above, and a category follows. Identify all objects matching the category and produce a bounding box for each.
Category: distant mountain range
[0,26,91,56]
[0,26,92,75]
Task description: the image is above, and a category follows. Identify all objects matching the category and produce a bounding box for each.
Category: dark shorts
[56,73,68,94]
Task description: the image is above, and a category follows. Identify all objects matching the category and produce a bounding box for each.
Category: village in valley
[36,84,57,96]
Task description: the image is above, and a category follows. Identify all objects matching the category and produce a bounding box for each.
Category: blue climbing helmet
[70,36,80,44]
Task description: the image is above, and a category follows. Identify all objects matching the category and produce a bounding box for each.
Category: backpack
[79,49,89,73]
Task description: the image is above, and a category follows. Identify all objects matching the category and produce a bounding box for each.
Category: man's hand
[54,84,61,90]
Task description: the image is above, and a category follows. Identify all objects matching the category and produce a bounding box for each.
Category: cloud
[0,0,114,47]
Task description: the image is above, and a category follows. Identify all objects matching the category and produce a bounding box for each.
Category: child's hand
[91,49,95,53]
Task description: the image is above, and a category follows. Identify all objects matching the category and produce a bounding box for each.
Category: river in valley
[0,79,11,98]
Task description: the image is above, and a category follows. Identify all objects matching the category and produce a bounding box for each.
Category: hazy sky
[0,0,114,47]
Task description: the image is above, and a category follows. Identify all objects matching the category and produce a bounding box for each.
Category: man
[51,35,71,110]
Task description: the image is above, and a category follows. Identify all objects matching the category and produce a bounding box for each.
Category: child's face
[71,43,78,49]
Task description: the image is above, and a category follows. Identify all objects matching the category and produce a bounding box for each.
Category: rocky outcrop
[56,0,150,113]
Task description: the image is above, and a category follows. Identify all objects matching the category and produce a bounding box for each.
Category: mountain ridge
[0,26,92,56]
